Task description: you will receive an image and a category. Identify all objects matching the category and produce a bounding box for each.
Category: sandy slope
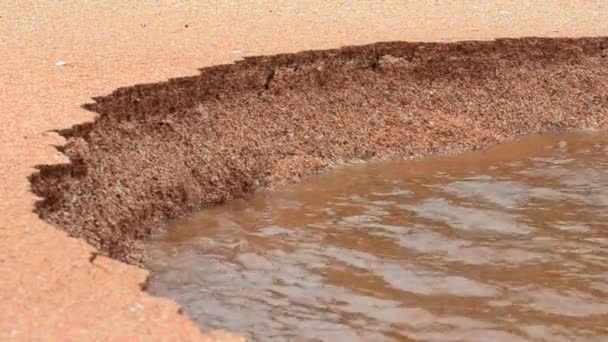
[1,1,607,340]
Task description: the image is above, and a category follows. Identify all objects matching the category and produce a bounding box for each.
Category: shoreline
[31,37,608,265]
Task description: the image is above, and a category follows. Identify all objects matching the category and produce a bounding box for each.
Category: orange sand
[1,1,607,340]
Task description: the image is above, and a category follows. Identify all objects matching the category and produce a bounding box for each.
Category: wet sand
[2,1,608,340]
[31,37,608,265]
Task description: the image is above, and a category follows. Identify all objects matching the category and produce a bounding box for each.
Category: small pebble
[55,60,67,67]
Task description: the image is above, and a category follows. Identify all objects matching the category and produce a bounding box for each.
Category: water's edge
[30,37,608,265]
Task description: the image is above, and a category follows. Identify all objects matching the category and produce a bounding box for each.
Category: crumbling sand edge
[30,37,608,266]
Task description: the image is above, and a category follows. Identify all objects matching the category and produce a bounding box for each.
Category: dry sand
[1,1,608,340]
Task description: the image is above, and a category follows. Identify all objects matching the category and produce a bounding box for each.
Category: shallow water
[146,131,608,341]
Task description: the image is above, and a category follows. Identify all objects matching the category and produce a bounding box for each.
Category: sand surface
[1,1,608,340]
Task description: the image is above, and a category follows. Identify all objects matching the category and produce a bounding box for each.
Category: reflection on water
[146,131,608,341]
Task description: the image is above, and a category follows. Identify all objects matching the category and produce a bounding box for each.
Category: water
[146,131,608,341]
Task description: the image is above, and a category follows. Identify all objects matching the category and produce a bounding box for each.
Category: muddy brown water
[146,131,608,341]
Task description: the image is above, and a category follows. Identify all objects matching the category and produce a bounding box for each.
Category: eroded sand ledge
[30,37,608,265]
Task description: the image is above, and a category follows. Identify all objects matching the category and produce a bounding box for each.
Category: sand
[1,1,608,340]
